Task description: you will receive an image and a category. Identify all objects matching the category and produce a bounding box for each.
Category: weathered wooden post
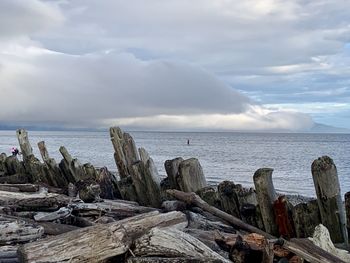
[177,158,207,192]
[59,146,85,183]
[273,195,295,239]
[164,157,183,190]
[292,199,321,238]
[217,181,241,218]
[38,141,68,188]
[16,129,33,159]
[311,156,347,244]
[345,192,350,242]
[253,168,278,236]
[16,129,48,183]
[110,127,129,178]
[0,153,7,175]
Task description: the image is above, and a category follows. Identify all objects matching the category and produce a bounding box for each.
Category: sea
[1,130,349,198]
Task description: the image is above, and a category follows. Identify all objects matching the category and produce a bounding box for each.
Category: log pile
[0,127,349,262]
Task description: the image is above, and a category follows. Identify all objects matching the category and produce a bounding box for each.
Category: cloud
[1,0,349,130]
[0,0,63,39]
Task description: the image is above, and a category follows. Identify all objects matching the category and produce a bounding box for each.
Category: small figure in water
[187,139,190,145]
[11,147,20,156]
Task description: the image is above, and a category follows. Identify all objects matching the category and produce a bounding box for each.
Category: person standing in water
[187,139,190,145]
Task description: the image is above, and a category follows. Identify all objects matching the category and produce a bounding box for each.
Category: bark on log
[70,199,156,220]
[177,158,207,193]
[164,157,183,190]
[0,174,29,184]
[16,129,32,160]
[167,189,345,263]
[0,184,38,193]
[253,168,278,236]
[132,227,230,262]
[19,211,187,263]
[0,219,44,245]
[292,199,321,238]
[311,156,347,244]
[0,190,70,211]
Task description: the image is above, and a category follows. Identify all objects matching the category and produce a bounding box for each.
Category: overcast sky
[0,0,349,131]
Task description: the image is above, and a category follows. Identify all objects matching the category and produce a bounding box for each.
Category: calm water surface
[1,130,349,197]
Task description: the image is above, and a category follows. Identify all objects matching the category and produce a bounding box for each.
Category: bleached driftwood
[132,227,230,262]
[19,211,187,263]
[0,184,38,193]
[177,158,207,192]
[0,190,70,211]
[34,207,72,222]
[0,219,44,245]
[309,224,350,262]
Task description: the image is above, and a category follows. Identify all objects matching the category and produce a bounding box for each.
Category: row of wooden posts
[0,127,349,247]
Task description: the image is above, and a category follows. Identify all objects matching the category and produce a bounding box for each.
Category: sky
[0,0,349,131]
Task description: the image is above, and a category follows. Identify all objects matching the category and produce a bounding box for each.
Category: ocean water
[0,130,349,197]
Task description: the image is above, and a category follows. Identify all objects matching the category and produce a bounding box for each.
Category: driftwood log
[0,219,44,245]
[19,211,187,263]
[132,227,230,262]
[0,190,70,211]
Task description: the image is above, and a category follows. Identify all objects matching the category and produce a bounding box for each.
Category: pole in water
[187,139,190,145]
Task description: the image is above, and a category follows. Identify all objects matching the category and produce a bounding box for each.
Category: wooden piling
[344,191,350,242]
[16,129,33,159]
[164,157,184,190]
[253,168,278,236]
[292,199,321,238]
[177,158,207,192]
[311,156,347,244]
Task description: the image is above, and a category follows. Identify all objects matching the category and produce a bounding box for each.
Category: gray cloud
[1,0,349,129]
